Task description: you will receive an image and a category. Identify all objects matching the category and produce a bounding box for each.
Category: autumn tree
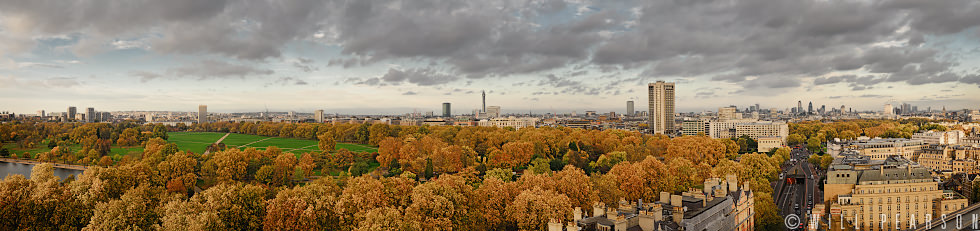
[318,133,336,152]
[505,187,572,231]
[263,181,341,231]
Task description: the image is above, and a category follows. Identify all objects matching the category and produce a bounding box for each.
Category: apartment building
[847,138,926,160]
[824,154,964,230]
[912,130,965,145]
[478,117,538,130]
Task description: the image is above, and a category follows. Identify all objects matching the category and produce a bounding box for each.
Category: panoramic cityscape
[2,1,980,231]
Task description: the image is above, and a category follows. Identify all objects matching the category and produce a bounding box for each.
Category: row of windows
[858,186,935,194]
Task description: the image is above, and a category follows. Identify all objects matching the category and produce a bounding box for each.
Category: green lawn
[2,142,142,160]
[169,132,379,155]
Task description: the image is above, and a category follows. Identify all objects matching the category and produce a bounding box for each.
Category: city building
[648,81,675,134]
[481,90,486,113]
[67,106,76,121]
[627,100,634,116]
[478,116,537,130]
[757,136,783,152]
[555,175,753,231]
[883,104,893,115]
[846,138,926,160]
[198,105,208,124]
[916,145,980,174]
[442,102,451,117]
[314,110,324,123]
[824,154,962,230]
[486,106,501,118]
[37,110,45,117]
[912,130,965,145]
[718,106,737,121]
[703,121,789,142]
[86,107,95,123]
[681,120,708,136]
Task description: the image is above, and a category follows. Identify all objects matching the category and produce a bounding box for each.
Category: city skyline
[1,1,979,114]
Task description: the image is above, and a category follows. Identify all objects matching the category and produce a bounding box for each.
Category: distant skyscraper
[884,104,894,115]
[648,81,675,134]
[808,102,813,114]
[755,103,760,112]
[37,110,45,117]
[442,102,451,117]
[67,106,77,120]
[314,110,324,123]
[797,101,802,115]
[718,106,737,121]
[86,107,95,123]
[482,91,486,113]
[198,105,208,124]
[626,101,634,116]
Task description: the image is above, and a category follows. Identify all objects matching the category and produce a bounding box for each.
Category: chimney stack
[660,192,670,204]
[573,207,582,222]
[672,206,684,224]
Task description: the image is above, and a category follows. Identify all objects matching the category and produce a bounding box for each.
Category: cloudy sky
[1,0,979,115]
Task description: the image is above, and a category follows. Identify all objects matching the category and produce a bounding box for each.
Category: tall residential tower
[648,81,675,134]
[442,102,451,117]
[626,101,634,116]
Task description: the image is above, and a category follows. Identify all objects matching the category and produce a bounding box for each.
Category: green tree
[806,137,822,153]
[787,134,805,146]
[424,158,434,179]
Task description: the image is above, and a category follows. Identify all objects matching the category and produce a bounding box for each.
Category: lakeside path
[0,158,88,170]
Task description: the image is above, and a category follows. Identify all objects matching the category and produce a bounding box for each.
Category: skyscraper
[648,81,675,134]
[797,101,802,115]
[67,106,77,121]
[884,104,893,115]
[86,107,95,123]
[442,102,451,117]
[626,101,634,116]
[198,105,208,124]
[314,110,324,123]
[486,106,501,118]
[481,90,486,113]
[807,102,813,114]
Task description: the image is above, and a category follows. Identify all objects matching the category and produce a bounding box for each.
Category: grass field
[169,132,378,155]
[2,142,142,160]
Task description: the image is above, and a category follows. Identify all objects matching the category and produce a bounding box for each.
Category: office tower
[288,111,295,117]
[797,101,802,114]
[67,106,77,120]
[820,105,825,114]
[718,106,737,121]
[626,101,634,116]
[314,110,324,123]
[648,81,675,134]
[482,90,486,112]
[755,103,760,112]
[840,105,845,114]
[86,107,95,123]
[37,110,44,117]
[486,106,501,118]
[883,104,893,115]
[807,102,813,114]
[442,102,451,117]
[198,105,208,124]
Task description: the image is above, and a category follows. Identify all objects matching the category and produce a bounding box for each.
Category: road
[774,146,823,230]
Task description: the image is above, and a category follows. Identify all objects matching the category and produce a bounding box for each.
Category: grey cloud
[2,0,980,92]
[402,91,418,95]
[353,67,458,86]
[169,60,273,79]
[131,71,163,82]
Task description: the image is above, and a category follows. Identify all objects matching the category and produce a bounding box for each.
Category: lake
[0,161,85,180]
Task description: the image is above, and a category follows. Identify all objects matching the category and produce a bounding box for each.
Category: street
[773,146,824,230]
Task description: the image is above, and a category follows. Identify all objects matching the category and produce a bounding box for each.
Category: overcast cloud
[1,0,979,113]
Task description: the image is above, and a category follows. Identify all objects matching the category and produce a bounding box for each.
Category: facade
[314,110,324,123]
[67,106,77,121]
[648,81,675,134]
[706,121,789,143]
[681,120,708,136]
[847,138,926,160]
[86,107,95,123]
[198,105,208,124]
[884,104,893,115]
[556,175,753,231]
[486,106,501,118]
[916,145,980,174]
[824,154,949,230]
[626,101,634,116]
[757,136,783,152]
[478,117,537,130]
[442,102,451,117]
[718,106,737,121]
[912,130,965,145]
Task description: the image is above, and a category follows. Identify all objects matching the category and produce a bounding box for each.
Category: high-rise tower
[442,102,451,117]
[198,105,208,124]
[67,106,77,121]
[482,91,486,113]
[648,81,675,134]
[86,107,95,123]
[626,101,634,116]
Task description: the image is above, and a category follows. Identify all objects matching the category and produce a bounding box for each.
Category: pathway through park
[203,133,231,155]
